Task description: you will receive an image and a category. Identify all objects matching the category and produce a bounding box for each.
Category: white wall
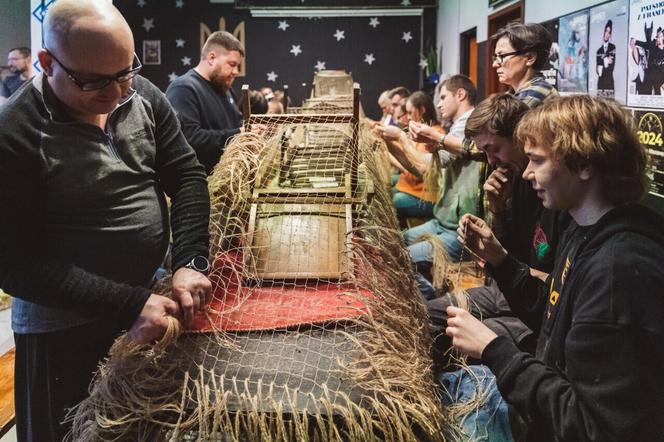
[524,0,604,24]
[0,0,30,61]
[438,0,518,77]
[437,0,606,77]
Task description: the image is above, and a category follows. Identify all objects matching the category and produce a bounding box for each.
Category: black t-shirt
[502,177,568,273]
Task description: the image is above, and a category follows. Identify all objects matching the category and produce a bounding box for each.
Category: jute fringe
[68,110,481,441]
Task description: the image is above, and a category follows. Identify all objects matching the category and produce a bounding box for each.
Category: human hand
[446,306,498,359]
[371,123,385,138]
[172,267,212,326]
[409,121,439,144]
[457,214,507,267]
[128,294,181,344]
[248,123,267,136]
[483,167,513,214]
[375,124,403,142]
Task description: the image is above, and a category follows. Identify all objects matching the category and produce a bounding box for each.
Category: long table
[0,347,15,438]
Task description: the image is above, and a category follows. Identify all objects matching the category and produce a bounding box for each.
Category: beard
[209,70,232,94]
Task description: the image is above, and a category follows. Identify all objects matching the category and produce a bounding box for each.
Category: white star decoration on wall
[401,0,411,5]
[333,30,345,41]
[142,18,155,32]
[402,32,413,43]
[137,0,146,7]
[181,56,191,66]
[314,60,326,71]
[267,71,278,82]
[364,53,375,65]
[290,45,302,56]
[175,0,184,8]
[369,17,380,28]
[419,59,428,69]
[168,72,178,82]
[277,20,290,31]
[175,38,185,48]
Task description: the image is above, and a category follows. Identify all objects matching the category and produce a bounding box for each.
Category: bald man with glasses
[0,1,211,440]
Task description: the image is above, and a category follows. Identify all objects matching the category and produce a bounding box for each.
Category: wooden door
[461,28,478,88]
[486,1,524,96]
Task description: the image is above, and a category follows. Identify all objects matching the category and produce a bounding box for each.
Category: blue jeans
[392,190,434,219]
[403,219,462,300]
[439,365,514,442]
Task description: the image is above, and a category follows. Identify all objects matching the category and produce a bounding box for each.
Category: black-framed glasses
[492,50,527,64]
[46,49,142,91]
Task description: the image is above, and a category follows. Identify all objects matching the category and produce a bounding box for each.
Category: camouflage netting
[69,72,468,441]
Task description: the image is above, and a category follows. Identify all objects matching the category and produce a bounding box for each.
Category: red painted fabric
[186,252,373,332]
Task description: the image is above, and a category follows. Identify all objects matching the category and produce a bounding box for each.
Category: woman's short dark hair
[407,91,438,125]
[492,22,552,71]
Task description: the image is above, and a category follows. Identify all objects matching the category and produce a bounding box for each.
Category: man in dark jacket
[0,1,212,440]
[449,95,663,441]
[166,31,259,174]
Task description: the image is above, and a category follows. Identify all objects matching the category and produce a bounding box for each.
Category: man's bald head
[44,0,133,54]
[39,0,138,121]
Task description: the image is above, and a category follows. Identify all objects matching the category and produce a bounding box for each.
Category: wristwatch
[438,133,447,150]
[184,256,210,275]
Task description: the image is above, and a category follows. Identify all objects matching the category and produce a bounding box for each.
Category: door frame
[486,1,524,96]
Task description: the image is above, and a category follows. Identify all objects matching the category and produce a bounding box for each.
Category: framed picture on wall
[142,40,161,65]
[634,109,664,202]
[541,18,559,89]
[628,0,664,107]
[589,0,629,103]
[557,10,589,94]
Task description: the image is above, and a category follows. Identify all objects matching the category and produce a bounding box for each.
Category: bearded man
[166,31,249,174]
[0,47,35,104]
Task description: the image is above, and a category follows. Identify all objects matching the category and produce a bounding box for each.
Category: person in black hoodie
[448,95,664,441]
[427,93,570,363]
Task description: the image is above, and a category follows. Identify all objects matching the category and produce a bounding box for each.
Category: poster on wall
[634,109,664,198]
[628,0,664,107]
[142,40,161,65]
[558,10,589,94]
[589,0,629,103]
[541,18,560,89]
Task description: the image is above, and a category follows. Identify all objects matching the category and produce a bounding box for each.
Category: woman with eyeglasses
[492,22,558,109]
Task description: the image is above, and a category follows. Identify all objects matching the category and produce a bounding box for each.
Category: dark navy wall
[116,0,436,119]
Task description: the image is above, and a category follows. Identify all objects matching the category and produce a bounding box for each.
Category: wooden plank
[257,203,346,215]
[252,208,349,280]
[248,114,354,125]
[254,187,348,196]
[282,85,289,113]
[241,84,250,121]
[352,84,360,122]
[248,196,364,205]
[0,348,15,438]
